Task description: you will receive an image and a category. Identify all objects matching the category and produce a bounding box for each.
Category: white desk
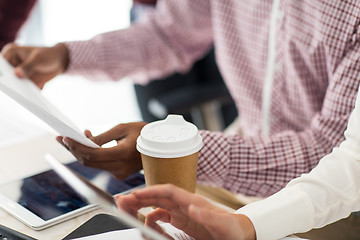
[0,133,111,240]
[0,130,250,240]
[0,133,240,240]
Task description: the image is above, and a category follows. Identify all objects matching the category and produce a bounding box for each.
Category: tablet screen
[0,161,144,221]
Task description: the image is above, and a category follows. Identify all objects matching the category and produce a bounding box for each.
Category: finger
[61,137,103,162]
[1,42,18,55]
[64,133,135,163]
[62,137,96,154]
[114,194,139,217]
[56,136,69,150]
[65,144,119,164]
[19,71,54,89]
[132,184,207,208]
[142,222,175,240]
[146,208,171,225]
[15,49,40,78]
[2,43,22,67]
[93,124,131,146]
[115,190,178,213]
[84,129,93,139]
[62,137,127,169]
[124,187,197,213]
[144,214,175,240]
[56,136,63,145]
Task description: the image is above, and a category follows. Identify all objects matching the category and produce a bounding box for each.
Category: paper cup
[136,115,203,192]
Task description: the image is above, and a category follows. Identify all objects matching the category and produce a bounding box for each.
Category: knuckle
[83,151,96,162]
[163,184,175,192]
[93,135,102,145]
[77,157,85,165]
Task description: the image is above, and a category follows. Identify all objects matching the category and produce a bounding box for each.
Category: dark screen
[0,161,144,221]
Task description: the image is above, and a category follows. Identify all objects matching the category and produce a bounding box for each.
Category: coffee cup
[136,115,203,192]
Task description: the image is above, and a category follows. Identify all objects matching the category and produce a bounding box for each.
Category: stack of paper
[0,55,98,148]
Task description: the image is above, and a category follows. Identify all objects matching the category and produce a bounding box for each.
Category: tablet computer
[0,160,145,230]
[45,154,169,240]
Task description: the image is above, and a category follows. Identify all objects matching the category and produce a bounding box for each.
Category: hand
[115,184,256,240]
[56,121,147,180]
[1,43,69,89]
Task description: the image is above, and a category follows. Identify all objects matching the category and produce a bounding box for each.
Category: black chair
[134,48,238,131]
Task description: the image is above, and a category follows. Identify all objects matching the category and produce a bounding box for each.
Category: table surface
[0,133,114,240]
[0,133,241,240]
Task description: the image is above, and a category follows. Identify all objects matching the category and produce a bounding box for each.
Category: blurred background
[0,0,238,149]
[0,0,140,148]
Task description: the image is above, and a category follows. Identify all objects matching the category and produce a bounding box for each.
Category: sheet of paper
[282,238,308,240]
[72,224,306,240]
[0,55,98,148]
[0,110,46,148]
[72,223,195,240]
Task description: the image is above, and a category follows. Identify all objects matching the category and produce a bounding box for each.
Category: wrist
[234,214,256,240]
[54,43,69,73]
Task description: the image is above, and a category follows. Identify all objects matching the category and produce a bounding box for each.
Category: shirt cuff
[63,40,101,75]
[235,187,315,240]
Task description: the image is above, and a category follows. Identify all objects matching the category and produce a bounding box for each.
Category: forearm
[196,128,339,197]
[64,0,213,83]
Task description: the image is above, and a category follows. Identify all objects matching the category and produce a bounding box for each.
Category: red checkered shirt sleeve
[197,40,360,196]
[65,0,213,84]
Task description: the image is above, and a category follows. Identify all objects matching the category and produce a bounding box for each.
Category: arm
[236,85,360,239]
[65,0,213,83]
[197,42,360,197]
[0,0,37,49]
[114,91,360,240]
[2,1,212,88]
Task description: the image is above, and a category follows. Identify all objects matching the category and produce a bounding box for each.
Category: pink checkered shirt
[66,1,360,197]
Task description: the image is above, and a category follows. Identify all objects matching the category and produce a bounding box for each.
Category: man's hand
[115,184,256,240]
[56,121,147,180]
[2,43,69,89]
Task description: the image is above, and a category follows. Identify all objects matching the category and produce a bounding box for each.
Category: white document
[0,55,98,148]
[73,223,194,240]
[72,226,305,240]
[0,101,47,148]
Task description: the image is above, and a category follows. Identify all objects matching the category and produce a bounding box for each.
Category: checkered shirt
[66,0,360,197]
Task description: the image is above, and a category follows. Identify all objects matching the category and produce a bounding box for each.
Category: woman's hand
[115,184,256,240]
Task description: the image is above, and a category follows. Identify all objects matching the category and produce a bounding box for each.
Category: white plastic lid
[136,115,203,158]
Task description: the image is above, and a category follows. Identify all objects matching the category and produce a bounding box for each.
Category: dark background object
[62,213,130,240]
[134,48,238,131]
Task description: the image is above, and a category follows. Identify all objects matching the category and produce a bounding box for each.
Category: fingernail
[14,67,24,78]
[62,137,69,146]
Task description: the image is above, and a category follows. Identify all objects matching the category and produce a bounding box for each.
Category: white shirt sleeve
[235,86,360,240]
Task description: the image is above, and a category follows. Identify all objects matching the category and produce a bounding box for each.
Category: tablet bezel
[0,192,97,230]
